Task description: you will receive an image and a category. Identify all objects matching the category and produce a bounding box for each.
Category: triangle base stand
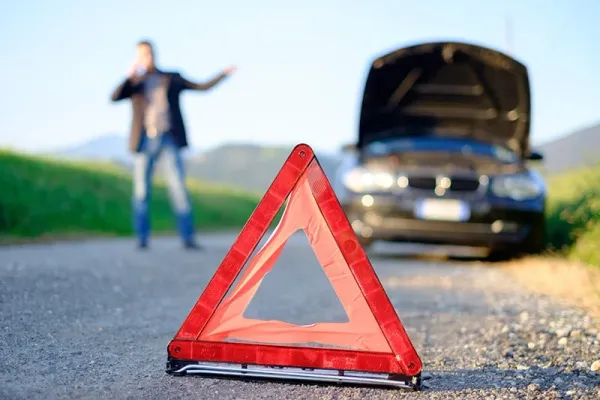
[166,356,429,390]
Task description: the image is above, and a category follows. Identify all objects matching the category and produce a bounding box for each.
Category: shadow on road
[366,248,527,266]
[424,367,582,395]
[367,252,485,264]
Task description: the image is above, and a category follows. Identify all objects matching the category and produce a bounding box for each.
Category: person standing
[110,39,236,250]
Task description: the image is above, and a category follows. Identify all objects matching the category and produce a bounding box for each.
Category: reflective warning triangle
[166,144,422,379]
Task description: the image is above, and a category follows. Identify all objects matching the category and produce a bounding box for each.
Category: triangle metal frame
[165,143,424,390]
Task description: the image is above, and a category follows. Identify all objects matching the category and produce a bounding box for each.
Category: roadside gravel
[1,235,599,399]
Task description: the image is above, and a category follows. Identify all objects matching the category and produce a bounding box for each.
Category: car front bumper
[342,193,545,251]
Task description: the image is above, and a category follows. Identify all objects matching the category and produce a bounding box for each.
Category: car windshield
[364,137,519,163]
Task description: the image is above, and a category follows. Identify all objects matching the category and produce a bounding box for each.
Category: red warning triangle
[167,144,422,378]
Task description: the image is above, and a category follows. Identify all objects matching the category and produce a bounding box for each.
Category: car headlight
[491,175,543,200]
[342,167,396,193]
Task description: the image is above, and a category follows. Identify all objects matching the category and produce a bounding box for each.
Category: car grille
[449,177,481,192]
[407,177,437,190]
[407,176,481,192]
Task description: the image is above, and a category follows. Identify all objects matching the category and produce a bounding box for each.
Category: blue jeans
[133,132,195,244]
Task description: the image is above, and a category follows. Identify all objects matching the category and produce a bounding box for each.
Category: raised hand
[128,61,147,79]
[127,61,139,78]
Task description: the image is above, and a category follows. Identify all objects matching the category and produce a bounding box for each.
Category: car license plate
[415,199,470,221]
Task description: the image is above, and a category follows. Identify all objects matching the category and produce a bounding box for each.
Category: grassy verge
[545,166,600,266]
[502,164,600,319]
[0,149,263,242]
[502,257,600,319]
[2,146,600,265]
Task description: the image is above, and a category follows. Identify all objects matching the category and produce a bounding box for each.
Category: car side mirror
[341,143,358,153]
[528,150,544,161]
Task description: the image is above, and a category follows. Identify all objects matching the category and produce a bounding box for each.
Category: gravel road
[1,233,600,400]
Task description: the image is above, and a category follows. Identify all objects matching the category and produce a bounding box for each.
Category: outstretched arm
[179,66,236,91]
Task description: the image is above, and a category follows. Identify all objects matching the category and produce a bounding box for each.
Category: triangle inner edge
[242,228,350,326]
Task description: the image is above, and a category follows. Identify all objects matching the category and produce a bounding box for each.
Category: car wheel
[486,251,518,263]
[519,218,548,256]
[525,226,547,255]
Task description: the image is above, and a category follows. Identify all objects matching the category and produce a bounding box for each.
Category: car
[332,41,547,260]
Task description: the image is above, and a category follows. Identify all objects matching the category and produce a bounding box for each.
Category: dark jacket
[110,68,228,153]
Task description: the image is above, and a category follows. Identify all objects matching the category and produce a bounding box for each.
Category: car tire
[486,250,518,263]
[520,218,548,256]
[525,227,547,255]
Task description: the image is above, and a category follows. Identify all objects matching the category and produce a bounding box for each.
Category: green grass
[2,147,600,267]
[545,165,600,266]
[0,149,262,241]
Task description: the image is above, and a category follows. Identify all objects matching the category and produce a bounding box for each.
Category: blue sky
[1,0,599,155]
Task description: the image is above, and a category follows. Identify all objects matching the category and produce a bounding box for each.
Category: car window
[364,137,519,163]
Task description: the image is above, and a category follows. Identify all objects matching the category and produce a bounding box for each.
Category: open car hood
[357,42,532,158]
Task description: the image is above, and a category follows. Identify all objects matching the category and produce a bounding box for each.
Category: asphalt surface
[1,232,600,400]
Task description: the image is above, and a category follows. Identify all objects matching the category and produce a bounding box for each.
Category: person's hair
[137,39,154,49]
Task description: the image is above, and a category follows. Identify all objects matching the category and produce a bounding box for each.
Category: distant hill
[536,122,600,175]
[51,121,600,192]
[49,134,131,163]
[51,135,341,193]
[186,144,340,193]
